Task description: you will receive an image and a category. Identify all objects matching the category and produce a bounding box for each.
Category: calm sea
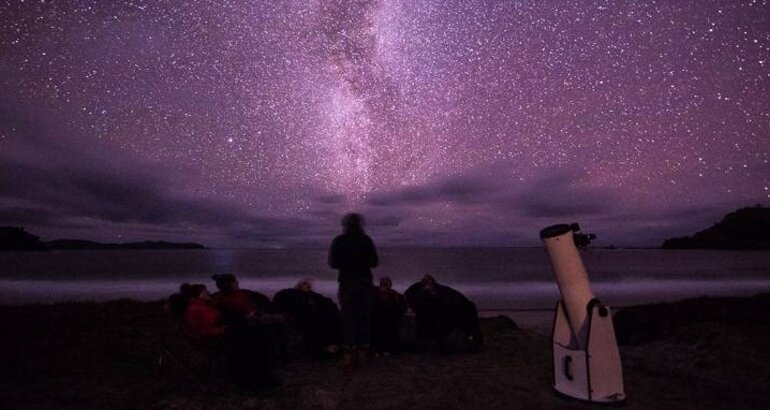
[1,248,769,308]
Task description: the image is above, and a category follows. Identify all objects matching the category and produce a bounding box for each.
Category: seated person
[405,274,483,353]
[212,274,287,360]
[371,277,407,355]
[211,273,273,322]
[178,283,226,349]
[176,283,280,389]
[165,291,191,325]
[272,279,341,356]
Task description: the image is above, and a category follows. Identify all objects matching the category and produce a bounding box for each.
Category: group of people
[328,213,482,361]
[165,213,483,389]
[166,274,285,389]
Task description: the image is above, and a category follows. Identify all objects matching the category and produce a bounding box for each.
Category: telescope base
[551,301,626,404]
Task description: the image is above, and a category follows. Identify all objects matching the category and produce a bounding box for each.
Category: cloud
[355,163,764,247]
[511,168,615,218]
[0,141,234,228]
[367,172,501,207]
[316,193,346,204]
[0,99,338,247]
[353,165,619,245]
[1,89,759,248]
[366,164,614,218]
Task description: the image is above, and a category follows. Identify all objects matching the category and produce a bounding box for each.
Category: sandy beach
[1,294,768,409]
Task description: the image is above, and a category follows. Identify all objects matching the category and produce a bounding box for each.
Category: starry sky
[0,0,768,248]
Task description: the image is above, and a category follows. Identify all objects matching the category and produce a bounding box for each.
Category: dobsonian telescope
[540,223,626,404]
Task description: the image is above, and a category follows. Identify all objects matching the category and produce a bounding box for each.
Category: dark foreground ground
[1,294,769,409]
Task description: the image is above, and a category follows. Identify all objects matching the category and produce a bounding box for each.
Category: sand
[1,294,768,409]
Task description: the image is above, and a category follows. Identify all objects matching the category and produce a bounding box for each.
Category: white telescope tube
[541,223,625,403]
[541,224,595,348]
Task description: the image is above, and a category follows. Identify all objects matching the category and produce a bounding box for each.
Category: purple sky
[0,0,768,248]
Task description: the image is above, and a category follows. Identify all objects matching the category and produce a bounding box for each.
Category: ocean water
[1,248,769,308]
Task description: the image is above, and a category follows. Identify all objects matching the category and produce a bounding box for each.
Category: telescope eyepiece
[539,224,572,239]
[540,223,596,249]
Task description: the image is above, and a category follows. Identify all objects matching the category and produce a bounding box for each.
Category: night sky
[0,0,768,248]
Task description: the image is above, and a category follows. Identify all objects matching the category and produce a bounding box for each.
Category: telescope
[540,223,626,404]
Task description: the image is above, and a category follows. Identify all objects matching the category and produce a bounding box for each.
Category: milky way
[0,0,768,247]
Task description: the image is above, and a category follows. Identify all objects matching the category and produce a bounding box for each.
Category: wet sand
[1,294,768,409]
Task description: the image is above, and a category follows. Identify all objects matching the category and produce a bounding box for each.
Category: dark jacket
[272,288,342,352]
[405,281,482,342]
[372,287,407,328]
[328,232,379,283]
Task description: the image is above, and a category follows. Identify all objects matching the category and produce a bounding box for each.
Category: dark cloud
[316,193,346,204]
[0,142,234,228]
[0,204,95,230]
[511,168,615,218]
[0,90,759,249]
[366,165,613,218]
[355,164,763,247]
[367,172,500,206]
[366,213,404,228]
[0,101,336,247]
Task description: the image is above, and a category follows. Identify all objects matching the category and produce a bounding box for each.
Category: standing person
[329,213,379,366]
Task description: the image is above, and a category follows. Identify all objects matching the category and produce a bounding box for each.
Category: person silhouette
[211,274,272,322]
[405,274,483,353]
[328,213,379,365]
[272,279,342,357]
[371,277,407,355]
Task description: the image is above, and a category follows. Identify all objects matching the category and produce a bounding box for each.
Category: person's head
[180,283,210,300]
[379,277,392,290]
[295,278,313,293]
[341,213,365,234]
[212,273,238,292]
[420,274,436,289]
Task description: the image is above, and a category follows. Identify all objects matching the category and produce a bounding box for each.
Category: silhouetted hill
[46,239,205,250]
[0,226,206,251]
[0,226,47,251]
[662,205,770,250]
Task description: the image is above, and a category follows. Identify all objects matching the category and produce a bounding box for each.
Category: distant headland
[662,205,770,250]
[0,226,206,251]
